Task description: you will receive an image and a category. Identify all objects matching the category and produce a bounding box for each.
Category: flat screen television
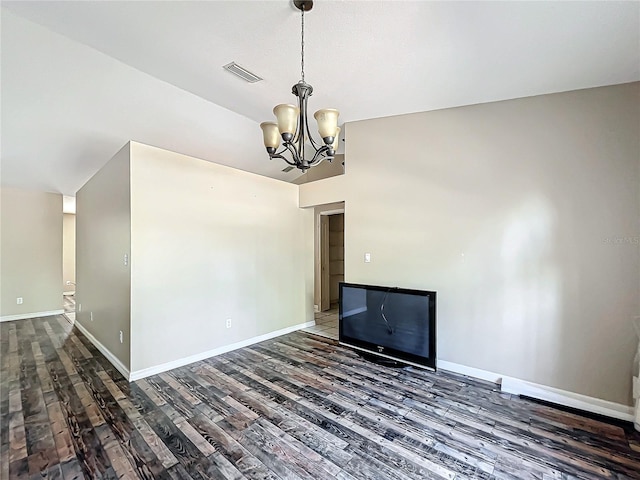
[339,282,436,370]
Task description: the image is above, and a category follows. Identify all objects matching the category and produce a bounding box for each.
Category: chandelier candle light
[260,0,340,172]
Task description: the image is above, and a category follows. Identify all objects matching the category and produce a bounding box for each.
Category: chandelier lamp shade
[260,0,340,172]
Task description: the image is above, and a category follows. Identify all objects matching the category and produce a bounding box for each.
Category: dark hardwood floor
[1,315,639,479]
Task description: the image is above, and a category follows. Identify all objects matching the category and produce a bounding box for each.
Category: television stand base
[358,351,408,368]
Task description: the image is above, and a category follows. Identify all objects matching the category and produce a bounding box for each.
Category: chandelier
[260,0,340,172]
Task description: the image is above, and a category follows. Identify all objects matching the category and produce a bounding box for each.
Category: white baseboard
[63,290,75,296]
[69,317,639,423]
[438,359,634,422]
[129,320,316,381]
[74,321,131,380]
[437,360,504,384]
[501,376,634,422]
[0,310,64,322]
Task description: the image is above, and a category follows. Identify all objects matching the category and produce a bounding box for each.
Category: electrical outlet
[123,254,128,266]
[16,297,23,305]
[119,330,123,343]
[226,319,232,329]
[90,312,93,322]
[364,253,371,263]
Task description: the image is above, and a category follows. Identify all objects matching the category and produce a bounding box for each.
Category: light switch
[364,253,371,263]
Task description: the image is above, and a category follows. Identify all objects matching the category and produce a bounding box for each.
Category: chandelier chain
[301,8,305,82]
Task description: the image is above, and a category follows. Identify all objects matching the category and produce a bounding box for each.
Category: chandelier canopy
[260,0,340,172]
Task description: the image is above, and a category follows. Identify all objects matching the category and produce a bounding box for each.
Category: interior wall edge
[74,319,131,380]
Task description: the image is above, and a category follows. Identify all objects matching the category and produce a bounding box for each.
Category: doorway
[303,202,344,340]
[62,196,76,323]
[320,212,344,311]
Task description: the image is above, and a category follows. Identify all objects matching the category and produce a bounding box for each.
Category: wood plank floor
[2,315,640,479]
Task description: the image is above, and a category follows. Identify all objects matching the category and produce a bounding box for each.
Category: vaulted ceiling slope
[2,1,639,196]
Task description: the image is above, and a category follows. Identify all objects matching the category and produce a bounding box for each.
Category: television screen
[339,283,436,369]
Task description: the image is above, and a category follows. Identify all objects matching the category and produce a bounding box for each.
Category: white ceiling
[2,1,639,196]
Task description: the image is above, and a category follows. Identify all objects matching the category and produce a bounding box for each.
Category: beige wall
[76,144,131,369]
[63,213,76,292]
[0,188,62,318]
[129,142,313,373]
[300,174,345,208]
[300,83,640,406]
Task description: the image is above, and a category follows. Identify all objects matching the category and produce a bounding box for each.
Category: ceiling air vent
[223,62,263,83]
[282,166,295,173]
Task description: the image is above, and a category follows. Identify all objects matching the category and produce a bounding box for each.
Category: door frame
[317,207,345,312]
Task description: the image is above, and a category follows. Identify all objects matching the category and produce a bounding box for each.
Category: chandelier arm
[292,125,300,146]
[309,145,333,165]
[283,141,302,165]
[299,88,321,151]
[309,157,325,167]
[292,90,303,145]
[304,110,322,151]
[309,155,328,168]
[269,151,298,167]
[310,157,327,168]
[274,145,289,156]
[297,98,305,162]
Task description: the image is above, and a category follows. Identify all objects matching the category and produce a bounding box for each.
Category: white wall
[62,213,76,292]
[76,144,131,369]
[129,142,313,374]
[0,188,62,319]
[300,83,640,406]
